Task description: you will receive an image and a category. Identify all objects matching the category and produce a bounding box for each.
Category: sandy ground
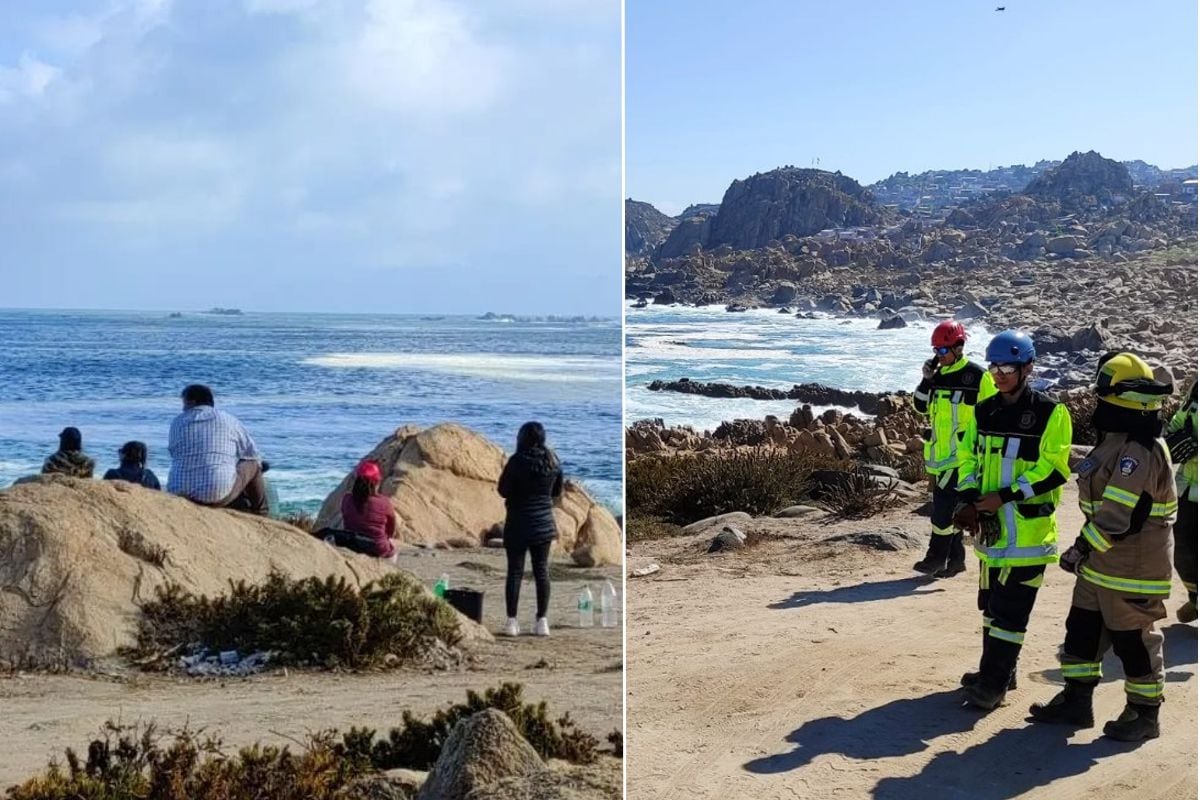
[0,547,623,789]
[627,483,1197,800]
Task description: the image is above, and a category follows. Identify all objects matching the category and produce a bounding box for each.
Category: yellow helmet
[1094,352,1172,411]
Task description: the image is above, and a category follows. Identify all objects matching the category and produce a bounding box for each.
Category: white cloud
[343,0,512,116]
[0,54,61,103]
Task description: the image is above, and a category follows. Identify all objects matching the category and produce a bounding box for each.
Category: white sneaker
[503,617,520,637]
[534,617,550,636]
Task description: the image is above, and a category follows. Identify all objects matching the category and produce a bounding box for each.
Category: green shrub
[627,449,822,523]
[813,471,902,520]
[335,682,598,769]
[5,722,366,800]
[129,572,461,670]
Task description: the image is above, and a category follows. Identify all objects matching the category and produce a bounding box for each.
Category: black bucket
[443,588,484,624]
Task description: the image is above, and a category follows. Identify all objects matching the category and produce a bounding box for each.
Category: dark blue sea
[0,310,622,516]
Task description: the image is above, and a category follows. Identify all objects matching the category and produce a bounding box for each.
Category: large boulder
[315,424,622,567]
[416,710,545,800]
[0,477,488,669]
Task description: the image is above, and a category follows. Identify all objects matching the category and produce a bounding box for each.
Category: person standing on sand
[1029,352,1175,741]
[41,426,95,478]
[167,384,269,515]
[912,320,996,578]
[497,421,564,637]
[1165,379,1197,623]
[103,441,161,489]
[952,329,1073,711]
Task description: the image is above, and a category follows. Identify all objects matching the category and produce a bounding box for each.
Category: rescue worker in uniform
[912,320,997,578]
[1165,379,1197,623]
[1029,352,1176,741]
[952,329,1073,710]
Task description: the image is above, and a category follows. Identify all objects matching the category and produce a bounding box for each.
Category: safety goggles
[988,363,1022,376]
[933,346,953,356]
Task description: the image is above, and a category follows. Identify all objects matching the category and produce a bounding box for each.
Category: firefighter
[1165,379,1197,623]
[1029,352,1176,741]
[912,319,996,578]
[952,329,1073,710]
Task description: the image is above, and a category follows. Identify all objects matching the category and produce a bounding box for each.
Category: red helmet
[931,320,967,348]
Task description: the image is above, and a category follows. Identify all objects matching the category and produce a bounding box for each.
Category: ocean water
[0,310,622,516]
[625,303,990,431]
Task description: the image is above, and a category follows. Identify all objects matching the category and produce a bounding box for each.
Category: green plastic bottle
[434,573,449,598]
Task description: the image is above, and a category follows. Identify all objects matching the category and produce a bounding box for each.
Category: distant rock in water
[1024,150,1134,206]
[315,423,622,567]
[626,199,679,257]
[204,307,243,315]
[647,378,901,416]
[706,167,884,251]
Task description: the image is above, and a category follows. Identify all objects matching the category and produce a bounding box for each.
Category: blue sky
[0,0,619,314]
[628,0,1199,215]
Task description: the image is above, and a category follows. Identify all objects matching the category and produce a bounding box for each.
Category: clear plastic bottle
[434,573,449,598]
[578,586,594,628]
[600,580,618,628]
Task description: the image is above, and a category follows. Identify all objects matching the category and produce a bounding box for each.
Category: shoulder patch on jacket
[1118,456,1140,476]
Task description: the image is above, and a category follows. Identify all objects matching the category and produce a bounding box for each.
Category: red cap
[355,460,382,483]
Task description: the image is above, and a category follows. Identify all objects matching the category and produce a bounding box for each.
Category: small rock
[707,526,747,553]
[682,511,752,534]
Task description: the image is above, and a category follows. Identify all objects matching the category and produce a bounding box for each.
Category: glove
[952,501,979,535]
[921,358,938,381]
[977,512,1002,547]
[1166,427,1197,463]
[1059,540,1091,574]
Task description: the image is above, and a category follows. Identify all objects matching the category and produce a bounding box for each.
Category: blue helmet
[985,329,1036,364]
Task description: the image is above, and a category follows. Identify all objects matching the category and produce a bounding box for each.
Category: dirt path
[1,549,622,788]
[627,483,1197,800]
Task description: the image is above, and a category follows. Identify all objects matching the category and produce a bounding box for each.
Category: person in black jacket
[103,441,162,490]
[497,421,564,637]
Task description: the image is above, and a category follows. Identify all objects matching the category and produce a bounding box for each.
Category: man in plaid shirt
[167,384,268,515]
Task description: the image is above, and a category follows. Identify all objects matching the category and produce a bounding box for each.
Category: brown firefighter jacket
[1076,432,1178,598]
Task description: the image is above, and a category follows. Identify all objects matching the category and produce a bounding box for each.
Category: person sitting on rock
[167,384,268,515]
[497,421,564,637]
[103,441,162,489]
[41,426,95,478]
[318,460,397,558]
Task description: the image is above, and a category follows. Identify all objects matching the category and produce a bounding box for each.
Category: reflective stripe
[1016,475,1034,499]
[1061,662,1102,679]
[1102,485,1140,508]
[959,473,979,490]
[937,470,954,489]
[981,615,993,628]
[1080,565,1172,596]
[914,390,931,402]
[1081,521,1113,553]
[1000,438,1019,552]
[926,453,959,470]
[1078,499,1099,515]
[1150,501,1177,517]
[976,543,1057,561]
[1125,680,1164,699]
[948,395,960,464]
[988,626,1025,644]
[1020,573,1044,588]
[932,523,955,536]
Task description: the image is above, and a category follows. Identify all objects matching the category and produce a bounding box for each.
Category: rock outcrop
[0,477,488,669]
[315,424,622,567]
[625,199,678,257]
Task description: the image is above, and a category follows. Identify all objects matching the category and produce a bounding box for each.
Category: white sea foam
[303,353,619,383]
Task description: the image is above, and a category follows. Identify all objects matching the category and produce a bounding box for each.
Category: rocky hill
[706,168,885,250]
[1024,150,1134,209]
[626,199,677,257]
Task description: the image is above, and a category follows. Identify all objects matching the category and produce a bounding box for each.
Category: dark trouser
[976,563,1046,692]
[506,540,552,619]
[1060,580,1167,706]
[1174,497,1197,603]
[923,470,964,567]
[313,528,388,558]
[216,460,269,516]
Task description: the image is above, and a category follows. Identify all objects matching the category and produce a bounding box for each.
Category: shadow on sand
[745,690,1143,800]
[743,690,980,774]
[1029,620,1197,688]
[769,577,946,610]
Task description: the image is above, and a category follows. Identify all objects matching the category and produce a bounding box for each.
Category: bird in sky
[995,6,1006,10]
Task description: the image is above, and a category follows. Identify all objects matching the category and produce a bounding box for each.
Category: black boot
[934,532,967,578]
[961,669,1017,691]
[914,533,951,574]
[1103,702,1161,742]
[1029,681,1095,727]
